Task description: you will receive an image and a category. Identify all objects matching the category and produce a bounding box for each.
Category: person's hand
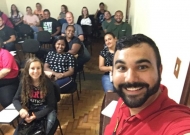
[19,109,29,119]
[109,66,112,71]
[44,71,53,78]
[25,112,36,123]
[96,9,99,13]
[54,72,63,79]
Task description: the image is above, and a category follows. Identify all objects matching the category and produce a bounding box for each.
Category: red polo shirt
[104,85,190,135]
[0,49,18,79]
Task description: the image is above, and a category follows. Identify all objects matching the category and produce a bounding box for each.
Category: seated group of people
[0,35,78,134]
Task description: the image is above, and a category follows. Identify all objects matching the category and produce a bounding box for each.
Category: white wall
[0,0,8,14]
[5,0,127,22]
[129,0,190,103]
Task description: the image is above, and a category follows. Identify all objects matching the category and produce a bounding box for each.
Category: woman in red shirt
[0,38,19,108]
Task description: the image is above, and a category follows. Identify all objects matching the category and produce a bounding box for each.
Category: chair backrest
[19,24,33,35]
[81,25,92,36]
[72,57,78,82]
[37,31,52,43]
[22,39,40,53]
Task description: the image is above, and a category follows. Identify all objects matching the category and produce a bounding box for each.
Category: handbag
[18,118,46,135]
[81,42,91,63]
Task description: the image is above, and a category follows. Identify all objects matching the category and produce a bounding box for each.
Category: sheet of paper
[0,109,19,123]
[10,51,16,56]
[101,100,118,118]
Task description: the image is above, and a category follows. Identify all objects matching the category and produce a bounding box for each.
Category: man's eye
[138,65,148,70]
[117,66,125,71]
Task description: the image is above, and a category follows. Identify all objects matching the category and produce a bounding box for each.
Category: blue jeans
[13,110,56,135]
[30,26,39,40]
[55,77,74,93]
[101,74,114,92]
[3,42,16,51]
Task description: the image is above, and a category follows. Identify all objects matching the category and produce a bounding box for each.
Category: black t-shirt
[67,36,84,57]
[29,85,46,110]
[97,10,106,24]
[40,17,60,35]
[0,26,15,41]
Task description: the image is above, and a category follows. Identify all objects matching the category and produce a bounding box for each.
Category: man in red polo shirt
[104,34,190,135]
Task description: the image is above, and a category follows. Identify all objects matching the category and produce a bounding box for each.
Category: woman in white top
[10,4,23,38]
[23,6,39,39]
[77,7,93,26]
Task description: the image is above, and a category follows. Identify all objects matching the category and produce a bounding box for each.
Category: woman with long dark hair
[13,57,56,134]
[44,36,75,91]
[77,7,93,26]
[10,4,23,26]
[10,4,23,37]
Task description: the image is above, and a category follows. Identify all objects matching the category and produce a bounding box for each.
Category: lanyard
[112,102,125,135]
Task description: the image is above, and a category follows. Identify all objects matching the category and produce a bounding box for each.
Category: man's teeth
[127,87,142,91]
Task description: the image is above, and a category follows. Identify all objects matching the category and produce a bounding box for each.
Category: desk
[0,103,19,124]
[0,104,19,135]
[100,92,119,135]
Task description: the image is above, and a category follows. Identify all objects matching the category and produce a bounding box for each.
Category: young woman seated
[0,38,19,108]
[99,32,117,92]
[77,7,93,26]
[13,57,56,135]
[10,4,23,38]
[64,25,86,71]
[23,6,40,39]
[33,3,44,21]
[57,5,68,26]
[44,36,76,91]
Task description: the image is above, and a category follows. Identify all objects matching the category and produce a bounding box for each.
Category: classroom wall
[0,0,8,14]
[5,0,127,22]
[128,0,190,103]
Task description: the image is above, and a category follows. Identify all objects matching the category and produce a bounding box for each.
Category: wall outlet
[174,57,181,78]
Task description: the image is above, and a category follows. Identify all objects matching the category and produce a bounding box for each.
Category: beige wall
[6,0,127,22]
[0,0,8,14]
[128,0,190,103]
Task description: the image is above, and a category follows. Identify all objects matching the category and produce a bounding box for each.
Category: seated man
[107,10,132,40]
[0,10,14,28]
[104,34,190,135]
[61,12,84,42]
[0,16,16,51]
[102,11,114,33]
[39,9,61,38]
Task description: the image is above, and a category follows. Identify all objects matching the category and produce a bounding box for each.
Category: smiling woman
[13,57,57,134]
[44,36,76,92]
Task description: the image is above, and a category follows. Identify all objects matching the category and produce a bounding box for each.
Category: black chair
[19,39,40,67]
[19,24,33,40]
[48,82,63,135]
[37,31,53,49]
[59,58,80,118]
[82,25,93,55]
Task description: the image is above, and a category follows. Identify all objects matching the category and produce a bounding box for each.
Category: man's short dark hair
[43,9,50,15]
[99,2,105,6]
[116,34,162,69]
[115,10,123,15]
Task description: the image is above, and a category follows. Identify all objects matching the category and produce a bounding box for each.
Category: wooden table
[99,92,119,135]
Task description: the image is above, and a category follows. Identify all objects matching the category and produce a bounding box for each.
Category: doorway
[180,62,190,106]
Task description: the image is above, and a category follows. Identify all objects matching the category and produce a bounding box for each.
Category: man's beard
[114,73,161,108]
